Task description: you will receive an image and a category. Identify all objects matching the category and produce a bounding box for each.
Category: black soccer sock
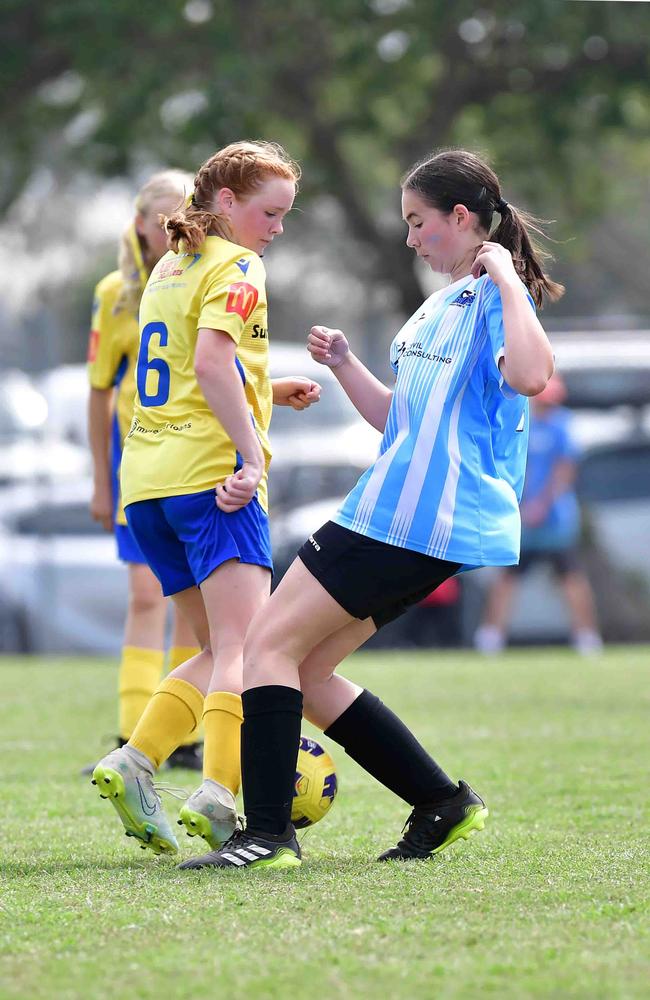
[324,689,457,806]
[241,685,303,837]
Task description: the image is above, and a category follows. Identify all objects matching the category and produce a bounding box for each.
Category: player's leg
[91,501,209,854]
[178,560,271,850]
[473,566,517,654]
[166,604,204,769]
[555,552,602,655]
[296,618,486,862]
[118,561,168,743]
[179,555,351,869]
[180,525,485,869]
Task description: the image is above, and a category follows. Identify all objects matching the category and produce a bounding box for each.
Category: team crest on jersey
[226,281,259,322]
[451,289,476,308]
[235,258,250,275]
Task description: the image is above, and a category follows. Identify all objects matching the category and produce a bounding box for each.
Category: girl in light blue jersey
[180,149,562,872]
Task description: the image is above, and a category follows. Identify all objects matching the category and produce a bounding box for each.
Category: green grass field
[1,647,649,999]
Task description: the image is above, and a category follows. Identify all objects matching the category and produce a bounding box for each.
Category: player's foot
[167,742,204,771]
[572,628,603,657]
[80,737,127,777]
[473,625,505,655]
[177,778,238,849]
[91,745,178,855]
[377,780,488,861]
[177,825,301,870]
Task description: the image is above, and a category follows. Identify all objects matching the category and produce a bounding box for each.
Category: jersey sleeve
[87,280,126,390]
[483,278,536,399]
[198,254,265,345]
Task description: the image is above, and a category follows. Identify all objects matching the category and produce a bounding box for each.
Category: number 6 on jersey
[137,321,170,407]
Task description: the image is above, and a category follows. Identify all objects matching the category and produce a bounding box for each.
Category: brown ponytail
[165,140,301,254]
[402,150,564,308]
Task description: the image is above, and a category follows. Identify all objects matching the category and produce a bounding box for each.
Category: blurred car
[464,330,650,646]
[39,363,91,450]
[0,479,128,653]
[0,369,87,487]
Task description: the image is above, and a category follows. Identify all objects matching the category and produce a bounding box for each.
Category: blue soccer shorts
[125,490,273,596]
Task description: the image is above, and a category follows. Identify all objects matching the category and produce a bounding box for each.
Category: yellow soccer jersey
[121,237,272,511]
[87,270,139,526]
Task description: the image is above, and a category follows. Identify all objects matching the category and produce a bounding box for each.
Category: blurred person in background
[85,170,204,774]
[474,372,602,656]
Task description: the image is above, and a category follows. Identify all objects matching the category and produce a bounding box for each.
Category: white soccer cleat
[177,778,239,850]
[91,745,179,855]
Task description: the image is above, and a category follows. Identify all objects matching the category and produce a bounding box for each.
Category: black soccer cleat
[377,780,489,862]
[166,742,203,771]
[177,825,302,871]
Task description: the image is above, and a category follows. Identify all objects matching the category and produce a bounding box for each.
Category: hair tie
[496,197,509,213]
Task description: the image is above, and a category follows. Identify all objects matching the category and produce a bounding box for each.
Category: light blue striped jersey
[334,273,532,567]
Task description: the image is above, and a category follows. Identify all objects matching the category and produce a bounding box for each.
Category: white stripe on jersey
[386,293,479,546]
[351,287,463,536]
[428,380,468,556]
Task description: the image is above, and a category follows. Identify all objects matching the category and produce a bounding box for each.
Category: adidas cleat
[377,780,488,862]
[177,826,301,871]
[177,778,238,850]
[91,746,179,855]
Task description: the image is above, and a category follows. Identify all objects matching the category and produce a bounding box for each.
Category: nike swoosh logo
[136,777,158,817]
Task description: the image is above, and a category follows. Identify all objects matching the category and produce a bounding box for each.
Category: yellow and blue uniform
[121,236,273,596]
[87,270,147,564]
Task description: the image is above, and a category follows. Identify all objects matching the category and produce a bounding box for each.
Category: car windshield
[11,503,105,536]
[578,443,650,502]
[270,462,366,511]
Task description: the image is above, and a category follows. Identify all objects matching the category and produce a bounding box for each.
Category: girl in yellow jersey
[90,141,319,857]
[86,171,204,773]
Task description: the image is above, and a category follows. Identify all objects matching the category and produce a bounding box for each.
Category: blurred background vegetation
[1,0,649,369]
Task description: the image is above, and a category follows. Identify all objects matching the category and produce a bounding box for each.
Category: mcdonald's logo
[226,281,259,322]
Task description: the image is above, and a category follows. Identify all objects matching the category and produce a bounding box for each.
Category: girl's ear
[215,187,234,213]
[452,204,471,228]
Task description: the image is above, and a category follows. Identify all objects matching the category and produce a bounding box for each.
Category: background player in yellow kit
[85,170,203,773]
[89,141,320,857]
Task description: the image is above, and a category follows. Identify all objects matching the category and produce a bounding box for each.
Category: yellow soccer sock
[167,646,203,745]
[167,645,202,672]
[129,677,204,770]
[202,692,244,795]
[118,646,164,741]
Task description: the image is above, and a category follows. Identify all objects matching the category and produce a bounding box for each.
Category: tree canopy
[2,0,649,316]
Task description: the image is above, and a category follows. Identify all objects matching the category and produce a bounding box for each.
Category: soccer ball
[291,735,338,828]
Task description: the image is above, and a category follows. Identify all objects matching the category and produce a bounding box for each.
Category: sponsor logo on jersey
[153,253,201,282]
[87,329,100,362]
[235,257,250,275]
[451,289,476,308]
[395,340,452,366]
[226,281,259,322]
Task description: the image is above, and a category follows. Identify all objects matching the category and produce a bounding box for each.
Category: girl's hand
[471,241,518,286]
[215,460,263,513]
[272,376,322,410]
[307,326,350,369]
[90,482,113,532]
[521,497,548,527]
